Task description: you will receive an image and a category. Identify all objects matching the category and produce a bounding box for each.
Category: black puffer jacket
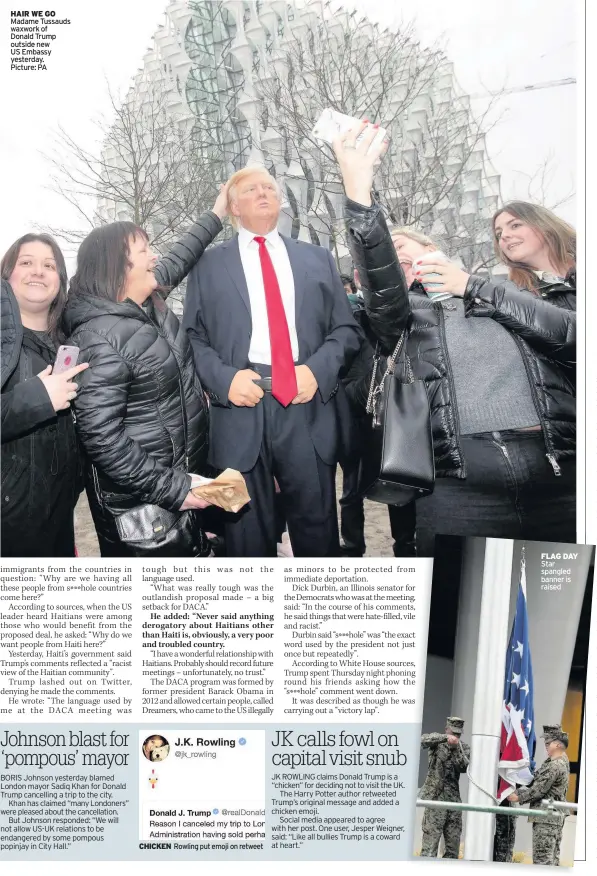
[344,199,576,478]
[1,280,81,556]
[62,212,222,522]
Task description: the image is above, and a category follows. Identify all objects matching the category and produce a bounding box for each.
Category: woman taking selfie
[1,235,88,557]
[335,124,576,556]
[63,189,229,557]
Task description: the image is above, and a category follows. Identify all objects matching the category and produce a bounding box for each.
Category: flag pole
[464,538,514,861]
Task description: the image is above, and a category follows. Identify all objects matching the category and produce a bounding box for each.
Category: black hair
[341,273,357,295]
[69,221,148,301]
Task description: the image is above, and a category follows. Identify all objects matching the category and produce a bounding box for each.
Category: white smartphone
[311,108,387,148]
[53,345,79,374]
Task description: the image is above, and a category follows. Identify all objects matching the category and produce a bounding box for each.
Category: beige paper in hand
[191,469,250,513]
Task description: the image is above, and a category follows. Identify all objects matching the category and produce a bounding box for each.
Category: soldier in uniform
[419,716,470,858]
[508,724,570,866]
[493,791,521,862]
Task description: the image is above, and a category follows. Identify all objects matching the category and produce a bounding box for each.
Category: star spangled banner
[497,556,536,802]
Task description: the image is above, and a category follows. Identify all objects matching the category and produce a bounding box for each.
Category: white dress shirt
[238,225,299,364]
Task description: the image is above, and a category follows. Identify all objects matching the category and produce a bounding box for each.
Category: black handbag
[114,504,208,557]
[359,332,435,505]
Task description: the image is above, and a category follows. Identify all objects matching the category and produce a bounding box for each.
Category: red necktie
[253,236,298,406]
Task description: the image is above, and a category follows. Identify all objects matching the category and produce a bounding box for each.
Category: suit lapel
[281,235,307,323]
[221,236,251,318]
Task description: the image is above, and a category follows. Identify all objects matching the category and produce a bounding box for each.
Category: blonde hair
[390,227,438,249]
[227,165,281,230]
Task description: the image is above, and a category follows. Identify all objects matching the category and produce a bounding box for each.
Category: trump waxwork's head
[227,166,281,235]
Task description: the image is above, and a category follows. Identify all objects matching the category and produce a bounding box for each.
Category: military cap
[541,724,569,747]
[446,717,465,735]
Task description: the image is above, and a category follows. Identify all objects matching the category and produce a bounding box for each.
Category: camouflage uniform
[493,799,517,863]
[516,725,570,866]
[419,717,470,858]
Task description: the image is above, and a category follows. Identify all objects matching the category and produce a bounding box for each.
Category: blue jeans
[415,430,576,557]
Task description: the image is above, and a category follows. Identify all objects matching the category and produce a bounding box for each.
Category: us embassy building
[98,0,502,276]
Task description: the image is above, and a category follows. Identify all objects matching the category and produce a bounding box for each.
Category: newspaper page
[0,1,592,875]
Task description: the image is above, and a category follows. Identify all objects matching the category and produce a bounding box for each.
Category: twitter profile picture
[142,734,170,762]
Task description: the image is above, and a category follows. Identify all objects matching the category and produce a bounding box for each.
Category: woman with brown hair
[492,200,575,295]
[336,124,576,555]
[1,234,89,557]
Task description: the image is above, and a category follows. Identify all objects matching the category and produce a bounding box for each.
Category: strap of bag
[366,331,410,415]
[90,463,105,508]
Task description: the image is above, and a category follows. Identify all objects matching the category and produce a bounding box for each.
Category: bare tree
[44,81,225,251]
[256,7,502,269]
[510,151,575,214]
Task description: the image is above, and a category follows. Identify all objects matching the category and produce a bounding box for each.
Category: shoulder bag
[114,502,208,557]
[358,331,435,505]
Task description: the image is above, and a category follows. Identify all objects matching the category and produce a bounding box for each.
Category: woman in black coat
[62,192,228,557]
[334,124,576,555]
[1,235,89,557]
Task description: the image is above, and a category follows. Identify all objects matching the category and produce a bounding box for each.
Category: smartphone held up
[312,108,387,153]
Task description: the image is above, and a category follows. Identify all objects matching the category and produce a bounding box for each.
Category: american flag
[497,558,536,801]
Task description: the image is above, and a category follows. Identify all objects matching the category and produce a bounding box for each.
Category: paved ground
[73,470,394,557]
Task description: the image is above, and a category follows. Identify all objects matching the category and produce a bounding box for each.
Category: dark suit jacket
[183,233,363,471]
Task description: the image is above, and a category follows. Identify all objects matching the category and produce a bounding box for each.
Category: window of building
[299,158,316,211]
[323,193,336,221]
[283,131,292,167]
[185,5,236,63]
[223,54,244,92]
[261,104,269,132]
[285,183,301,239]
[308,224,320,246]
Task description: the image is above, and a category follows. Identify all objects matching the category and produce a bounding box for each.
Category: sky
[0,0,580,268]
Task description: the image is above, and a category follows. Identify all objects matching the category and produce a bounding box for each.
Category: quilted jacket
[344,199,576,478]
[62,212,222,515]
[1,280,81,556]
